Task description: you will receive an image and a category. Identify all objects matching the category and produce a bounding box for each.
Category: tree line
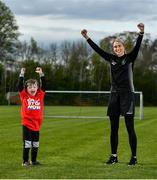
[0,1,157,105]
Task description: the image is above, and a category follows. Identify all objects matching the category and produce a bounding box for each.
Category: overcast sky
[4,0,157,44]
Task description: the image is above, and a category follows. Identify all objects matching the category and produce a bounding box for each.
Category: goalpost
[45,90,144,120]
[6,90,143,119]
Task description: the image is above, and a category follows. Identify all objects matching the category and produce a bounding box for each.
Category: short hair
[25,79,38,90]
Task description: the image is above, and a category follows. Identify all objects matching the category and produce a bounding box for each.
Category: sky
[4,0,157,44]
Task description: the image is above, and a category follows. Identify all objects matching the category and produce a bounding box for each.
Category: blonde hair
[112,38,126,54]
[112,38,125,47]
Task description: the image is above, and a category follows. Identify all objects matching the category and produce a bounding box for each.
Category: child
[81,23,144,165]
[18,67,45,166]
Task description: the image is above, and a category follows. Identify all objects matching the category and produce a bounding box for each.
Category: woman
[81,23,144,165]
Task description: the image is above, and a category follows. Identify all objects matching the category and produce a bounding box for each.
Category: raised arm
[18,68,25,92]
[128,23,144,61]
[35,67,45,92]
[81,29,113,62]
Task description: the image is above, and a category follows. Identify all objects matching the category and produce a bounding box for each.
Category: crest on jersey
[111,61,117,65]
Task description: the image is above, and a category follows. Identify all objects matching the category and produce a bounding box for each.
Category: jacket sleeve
[40,74,45,92]
[18,75,24,92]
[127,33,144,62]
[87,38,113,62]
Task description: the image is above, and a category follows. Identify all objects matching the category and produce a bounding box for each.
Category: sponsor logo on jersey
[27,98,41,110]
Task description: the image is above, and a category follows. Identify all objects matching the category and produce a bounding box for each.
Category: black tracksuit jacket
[87,33,144,92]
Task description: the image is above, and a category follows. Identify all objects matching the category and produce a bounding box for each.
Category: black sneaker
[128,157,137,166]
[31,161,41,166]
[106,155,118,164]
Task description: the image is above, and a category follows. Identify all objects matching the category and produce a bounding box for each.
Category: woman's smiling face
[113,40,125,57]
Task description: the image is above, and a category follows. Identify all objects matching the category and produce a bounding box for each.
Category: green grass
[0,106,157,179]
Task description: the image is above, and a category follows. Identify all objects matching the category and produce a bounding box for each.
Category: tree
[15,38,46,63]
[0,1,19,62]
[0,1,19,103]
[150,39,157,71]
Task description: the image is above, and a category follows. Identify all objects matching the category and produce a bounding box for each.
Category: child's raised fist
[35,67,43,74]
[20,68,25,75]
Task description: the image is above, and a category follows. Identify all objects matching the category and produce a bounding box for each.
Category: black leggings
[23,126,40,162]
[109,115,137,156]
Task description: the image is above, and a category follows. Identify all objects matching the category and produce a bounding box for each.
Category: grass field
[0,105,157,179]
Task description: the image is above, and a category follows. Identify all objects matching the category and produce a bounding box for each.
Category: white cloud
[4,0,157,43]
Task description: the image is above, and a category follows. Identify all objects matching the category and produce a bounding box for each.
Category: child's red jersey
[19,89,45,131]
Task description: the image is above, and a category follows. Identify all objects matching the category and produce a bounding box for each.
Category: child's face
[26,83,38,96]
[113,41,125,57]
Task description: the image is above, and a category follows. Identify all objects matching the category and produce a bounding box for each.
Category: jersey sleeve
[38,88,45,99]
[40,75,46,92]
[127,33,144,63]
[18,76,24,92]
[87,38,113,62]
[19,89,27,100]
